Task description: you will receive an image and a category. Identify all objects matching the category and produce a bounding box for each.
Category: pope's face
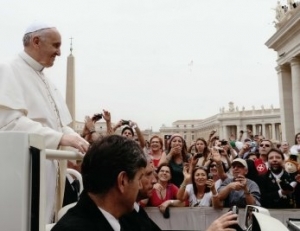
[37,28,61,67]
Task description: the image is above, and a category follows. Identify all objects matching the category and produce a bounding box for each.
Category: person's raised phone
[230,205,238,215]
[121,120,130,125]
[194,153,203,159]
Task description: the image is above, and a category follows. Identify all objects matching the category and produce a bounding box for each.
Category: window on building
[192,135,194,140]
[176,125,179,128]
[184,135,187,140]
[192,124,194,127]
[184,125,186,128]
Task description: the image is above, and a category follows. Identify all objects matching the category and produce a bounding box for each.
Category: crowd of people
[78,111,300,213]
[1,21,299,231]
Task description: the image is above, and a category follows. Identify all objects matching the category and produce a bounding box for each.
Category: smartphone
[194,153,203,159]
[228,205,243,231]
[229,205,239,215]
[121,120,130,125]
[208,173,213,180]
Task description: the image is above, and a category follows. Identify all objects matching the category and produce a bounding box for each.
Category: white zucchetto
[25,21,54,34]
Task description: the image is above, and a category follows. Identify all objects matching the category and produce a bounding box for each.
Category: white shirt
[98,207,121,231]
[185,184,212,207]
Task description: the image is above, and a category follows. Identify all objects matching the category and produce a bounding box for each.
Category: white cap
[25,21,55,34]
[232,158,248,168]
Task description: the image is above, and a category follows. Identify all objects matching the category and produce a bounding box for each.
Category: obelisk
[66,37,76,129]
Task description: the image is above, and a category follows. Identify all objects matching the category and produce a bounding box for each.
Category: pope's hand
[60,134,89,154]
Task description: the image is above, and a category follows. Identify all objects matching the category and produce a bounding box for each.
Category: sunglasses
[210,164,217,168]
[260,144,270,148]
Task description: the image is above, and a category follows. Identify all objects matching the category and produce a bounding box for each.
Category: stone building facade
[157,102,281,146]
[266,1,300,145]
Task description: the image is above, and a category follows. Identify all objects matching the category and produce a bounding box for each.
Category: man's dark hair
[81,135,147,194]
[266,148,284,160]
[121,126,134,136]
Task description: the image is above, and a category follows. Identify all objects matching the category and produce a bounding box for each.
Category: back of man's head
[81,135,147,194]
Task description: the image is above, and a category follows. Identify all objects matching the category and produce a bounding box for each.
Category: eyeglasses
[260,144,270,148]
[210,164,217,168]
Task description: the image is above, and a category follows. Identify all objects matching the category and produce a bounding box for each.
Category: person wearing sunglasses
[253,139,273,175]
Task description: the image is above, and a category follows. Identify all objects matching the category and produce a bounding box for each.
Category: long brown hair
[195,138,210,165]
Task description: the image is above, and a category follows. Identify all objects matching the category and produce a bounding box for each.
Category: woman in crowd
[290,132,300,155]
[177,165,221,208]
[191,147,227,191]
[194,138,211,167]
[160,133,191,187]
[149,135,166,169]
[147,164,184,214]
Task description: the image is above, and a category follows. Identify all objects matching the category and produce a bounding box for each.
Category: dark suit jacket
[258,170,295,208]
[120,206,161,231]
[51,191,115,231]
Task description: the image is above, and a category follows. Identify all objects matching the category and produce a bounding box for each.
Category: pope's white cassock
[0,51,77,223]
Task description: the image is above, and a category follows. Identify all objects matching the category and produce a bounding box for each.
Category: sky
[0,0,283,131]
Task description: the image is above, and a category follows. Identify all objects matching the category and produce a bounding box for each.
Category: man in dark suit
[259,148,295,208]
[51,135,147,231]
[120,155,161,231]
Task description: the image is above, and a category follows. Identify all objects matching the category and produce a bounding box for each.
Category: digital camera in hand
[164,135,171,140]
[121,120,130,125]
[279,182,294,192]
[220,140,228,146]
[194,153,203,159]
[208,173,213,180]
[92,113,102,121]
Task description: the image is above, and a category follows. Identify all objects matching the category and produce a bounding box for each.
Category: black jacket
[258,170,295,208]
[120,205,161,231]
[51,191,115,231]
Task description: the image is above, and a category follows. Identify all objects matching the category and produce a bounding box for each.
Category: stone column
[276,65,294,144]
[290,58,300,134]
[272,123,276,140]
[252,124,257,136]
[262,123,266,138]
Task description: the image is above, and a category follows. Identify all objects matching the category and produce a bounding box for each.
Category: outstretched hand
[60,134,89,154]
[206,211,238,231]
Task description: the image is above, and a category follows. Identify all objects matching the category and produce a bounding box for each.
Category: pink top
[148,183,178,206]
[152,158,160,168]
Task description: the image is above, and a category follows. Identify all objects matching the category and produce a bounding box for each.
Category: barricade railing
[0,132,83,231]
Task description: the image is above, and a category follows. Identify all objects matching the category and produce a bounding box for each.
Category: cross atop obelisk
[70,37,73,54]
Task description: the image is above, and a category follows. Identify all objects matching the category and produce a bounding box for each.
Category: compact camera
[121,120,130,125]
[164,135,172,140]
[92,113,102,121]
[220,140,228,146]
